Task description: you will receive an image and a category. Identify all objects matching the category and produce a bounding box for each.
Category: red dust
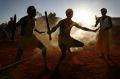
[0,39,120,79]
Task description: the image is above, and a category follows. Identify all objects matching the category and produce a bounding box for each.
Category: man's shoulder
[106,15,111,18]
[58,19,66,24]
[60,18,74,22]
[60,19,66,22]
[100,16,111,19]
[20,16,29,20]
[99,16,111,20]
[17,16,28,25]
[106,16,112,20]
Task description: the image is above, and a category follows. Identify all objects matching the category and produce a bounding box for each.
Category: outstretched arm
[75,23,96,32]
[48,21,60,34]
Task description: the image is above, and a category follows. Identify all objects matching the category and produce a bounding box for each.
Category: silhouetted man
[8,15,16,40]
[8,17,14,40]
[48,8,96,70]
[95,8,112,58]
[11,14,17,40]
[16,6,48,69]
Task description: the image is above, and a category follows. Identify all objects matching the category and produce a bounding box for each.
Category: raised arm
[95,17,100,27]
[108,16,112,29]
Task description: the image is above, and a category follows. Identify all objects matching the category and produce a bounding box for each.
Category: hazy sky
[0,0,120,23]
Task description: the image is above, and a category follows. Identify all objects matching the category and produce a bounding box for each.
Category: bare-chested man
[48,8,96,70]
[16,6,48,70]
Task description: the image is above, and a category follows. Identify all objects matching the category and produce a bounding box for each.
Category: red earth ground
[0,39,120,79]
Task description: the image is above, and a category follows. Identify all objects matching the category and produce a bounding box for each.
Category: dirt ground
[0,39,120,79]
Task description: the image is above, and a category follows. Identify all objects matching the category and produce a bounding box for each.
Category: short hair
[66,8,73,14]
[101,8,107,12]
[27,6,36,14]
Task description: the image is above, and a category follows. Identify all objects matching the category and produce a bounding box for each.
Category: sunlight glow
[73,8,95,28]
[71,8,97,44]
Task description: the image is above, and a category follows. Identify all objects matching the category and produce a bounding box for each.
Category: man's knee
[78,42,84,47]
[80,42,84,47]
[61,49,67,57]
[42,47,47,52]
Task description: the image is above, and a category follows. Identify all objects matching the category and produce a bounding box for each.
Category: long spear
[45,11,52,40]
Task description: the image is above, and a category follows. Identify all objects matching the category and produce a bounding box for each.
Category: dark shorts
[18,34,46,49]
[58,36,84,50]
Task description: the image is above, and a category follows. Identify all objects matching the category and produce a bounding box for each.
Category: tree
[48,12,57,26]
[0,23,10,40]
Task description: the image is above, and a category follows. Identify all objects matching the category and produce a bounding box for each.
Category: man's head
[27,6,36,17]
[10,17,13,21]
[66,8,73,19]
[101,8,107,16]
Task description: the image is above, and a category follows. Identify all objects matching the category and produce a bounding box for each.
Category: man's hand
[93,28,99,32]
[47,31,51,35]
[90,28,99,32]
[94,24,97,27]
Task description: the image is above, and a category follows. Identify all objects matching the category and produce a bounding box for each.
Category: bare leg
[38,42,48,69]
[55,47,67,71]
[41,47,47,68]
